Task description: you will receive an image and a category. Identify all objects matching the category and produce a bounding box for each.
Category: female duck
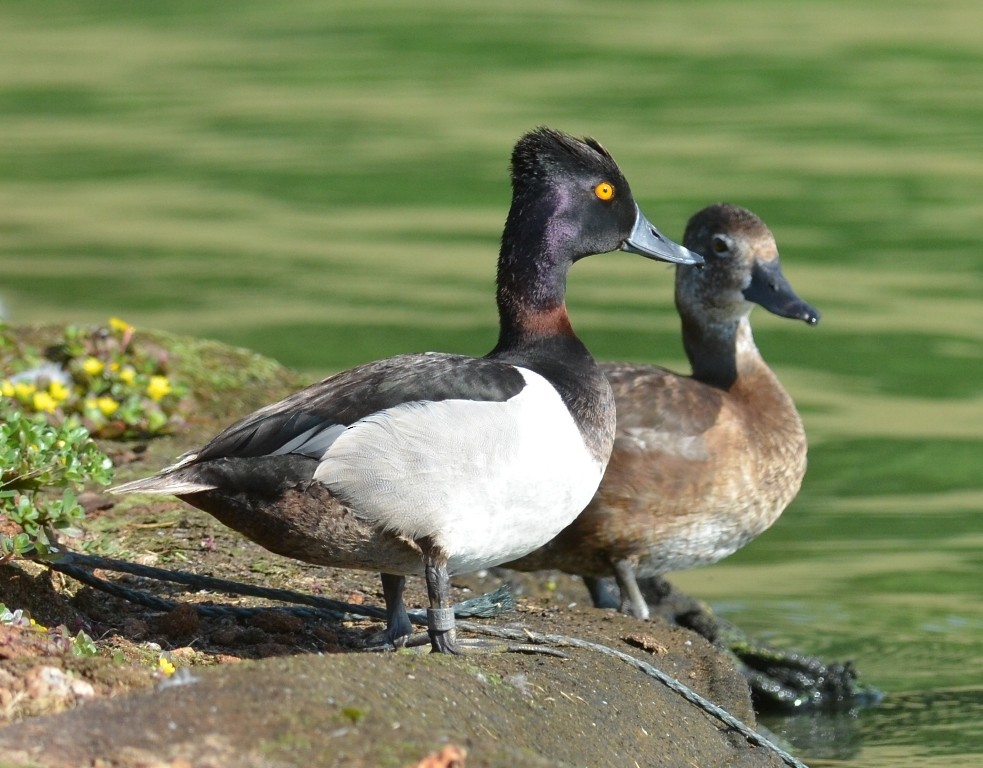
[112,128,701,652]
[507,203,819,619]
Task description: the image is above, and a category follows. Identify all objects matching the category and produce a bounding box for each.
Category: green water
[1,2,980,764]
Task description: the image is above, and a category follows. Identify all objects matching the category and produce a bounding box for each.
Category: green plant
[1,317,187,559]
[0,406,113,557]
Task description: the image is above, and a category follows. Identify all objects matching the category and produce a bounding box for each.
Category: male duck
[112,127,702,653]
[506,203,819,619]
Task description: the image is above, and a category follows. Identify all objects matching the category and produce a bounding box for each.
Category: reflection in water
[761,708,865,761]
[780,688,983,767]
[860,688,983,752]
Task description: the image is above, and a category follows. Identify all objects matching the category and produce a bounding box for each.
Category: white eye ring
[711,235,731,255]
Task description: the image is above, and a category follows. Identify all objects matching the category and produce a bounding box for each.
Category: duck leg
[612,559,651,621]
[423,557,569,656]
[424,557,460,654]
[380,573,414,646]
[583,575,621,610]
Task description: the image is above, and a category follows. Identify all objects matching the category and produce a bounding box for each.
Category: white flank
[313,367,605,574]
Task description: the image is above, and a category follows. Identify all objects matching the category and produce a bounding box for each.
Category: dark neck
[486,196,614,463]
[681,314,761,390]
[492,193,576,352]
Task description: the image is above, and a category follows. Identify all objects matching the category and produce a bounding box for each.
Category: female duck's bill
[110,127,699,655]
[741,256,820,325]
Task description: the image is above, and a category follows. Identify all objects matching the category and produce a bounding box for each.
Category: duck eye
[712,236,729,254]
[594,182,615,201]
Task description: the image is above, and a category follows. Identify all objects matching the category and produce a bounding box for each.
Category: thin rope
[43,550,513,622]
[46,551,384,620]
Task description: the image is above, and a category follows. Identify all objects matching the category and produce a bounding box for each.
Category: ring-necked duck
[112,128,702,652]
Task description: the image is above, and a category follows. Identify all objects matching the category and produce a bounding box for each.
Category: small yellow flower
[146,375,172,401]
[48,380,71,403]
[157,656,176,676]
[109,317,133,334]
[0,379,14,398]
[82,357,105,376]
[29,618,48,633]
[14,381,36,398]
[96,396,120,416]
[32,391,58,413]
[118,366,136,384]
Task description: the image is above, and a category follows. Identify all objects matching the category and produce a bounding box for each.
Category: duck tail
[111,453,216,495]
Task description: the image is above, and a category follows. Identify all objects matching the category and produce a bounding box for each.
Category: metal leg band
[427,607,456,632]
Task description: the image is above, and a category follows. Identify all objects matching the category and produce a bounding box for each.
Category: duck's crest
[511,127,620,188]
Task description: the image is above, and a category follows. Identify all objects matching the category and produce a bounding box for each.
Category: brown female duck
[111,128,702,652]
[506,203,819,619]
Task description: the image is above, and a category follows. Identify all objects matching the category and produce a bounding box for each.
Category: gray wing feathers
[195,353,525,462]
[270,422,348,459]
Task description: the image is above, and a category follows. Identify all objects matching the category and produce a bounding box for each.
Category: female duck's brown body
[507,204,819,619]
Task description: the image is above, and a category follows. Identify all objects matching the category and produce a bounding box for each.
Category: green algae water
[1,2,980,765]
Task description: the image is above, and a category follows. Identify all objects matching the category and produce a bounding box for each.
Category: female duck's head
[677,203,820,326]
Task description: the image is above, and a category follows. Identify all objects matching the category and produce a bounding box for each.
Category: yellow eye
[594,182,615,201]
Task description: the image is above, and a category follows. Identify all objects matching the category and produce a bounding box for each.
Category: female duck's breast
[627,382,806,575]
[315,367,606,574]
